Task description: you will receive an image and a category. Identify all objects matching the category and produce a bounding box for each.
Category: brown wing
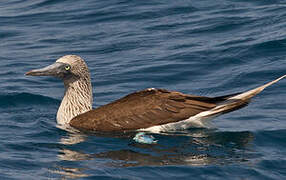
[70,88,230,132]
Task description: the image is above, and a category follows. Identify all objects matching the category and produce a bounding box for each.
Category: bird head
[25,55,90,81]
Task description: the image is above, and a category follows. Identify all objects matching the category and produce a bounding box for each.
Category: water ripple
[0,0,286,179]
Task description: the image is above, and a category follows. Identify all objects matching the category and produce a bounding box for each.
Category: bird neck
[57,77,93,125]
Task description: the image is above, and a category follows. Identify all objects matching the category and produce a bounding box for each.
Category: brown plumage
[25,55,286,132]
[70,89,246,132]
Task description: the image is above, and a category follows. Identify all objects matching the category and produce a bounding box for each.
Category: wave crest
[0,92,59,107]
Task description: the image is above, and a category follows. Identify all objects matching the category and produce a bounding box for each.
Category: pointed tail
[209,75,286,116]
[229,74,286,101]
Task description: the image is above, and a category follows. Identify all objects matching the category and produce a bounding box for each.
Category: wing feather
[70,88,219,132]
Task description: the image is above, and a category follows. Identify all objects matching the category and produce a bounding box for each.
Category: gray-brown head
[26,55,93,125]
[26,55,90,82]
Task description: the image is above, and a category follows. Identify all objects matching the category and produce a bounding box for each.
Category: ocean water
[0,0,286,179]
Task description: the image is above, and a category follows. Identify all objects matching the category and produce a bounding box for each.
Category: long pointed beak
[25,62,65,77]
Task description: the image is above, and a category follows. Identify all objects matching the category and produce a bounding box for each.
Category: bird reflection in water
[51,129,254,178]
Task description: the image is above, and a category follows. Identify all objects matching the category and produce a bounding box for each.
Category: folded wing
[70,88,238,131]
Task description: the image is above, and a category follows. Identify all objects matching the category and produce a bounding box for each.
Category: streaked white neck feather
[57,78,93,125]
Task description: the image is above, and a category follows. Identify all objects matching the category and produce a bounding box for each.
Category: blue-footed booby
[26,55,285,132]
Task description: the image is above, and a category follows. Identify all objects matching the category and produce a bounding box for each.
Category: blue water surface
[0,0,286,179]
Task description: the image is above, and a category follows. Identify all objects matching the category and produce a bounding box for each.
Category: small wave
[255,129,286,148]
[0,92,59,107]
[251,38,286,51]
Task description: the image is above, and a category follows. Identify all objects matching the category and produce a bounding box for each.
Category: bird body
[26,55,285,133]
[70,88,244,132]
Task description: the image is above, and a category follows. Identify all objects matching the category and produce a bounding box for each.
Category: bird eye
[65,65,70,71]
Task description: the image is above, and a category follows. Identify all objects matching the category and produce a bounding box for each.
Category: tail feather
[208,75,286,117]
[229,75,286,100]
